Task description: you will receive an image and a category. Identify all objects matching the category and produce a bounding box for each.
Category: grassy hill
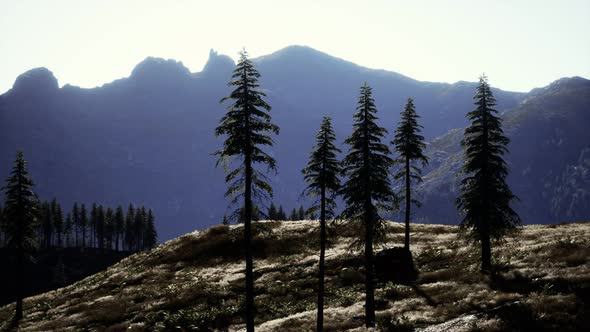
[1,221,588,331]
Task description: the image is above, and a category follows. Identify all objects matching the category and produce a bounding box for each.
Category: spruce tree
[222,214,229,225]
[51,199,63,247]
[125,204,135,251]
[302,116,341,332]
[268,202,278,221]
[64,213,73,248]
[214,49,279,332]
[97,205,105,250]
[90,203,98,248]
[277,205,286,221]
[114,205,125,251]
[341,83,397,327]
[143,209,157,250]
[2,151,39,321]
[298,205,305,220]
[41,201,52,248]
[289,208,298,221]
[392,97,428,250]
[80,203,87,248]
[72,203,80,247]
[105,207,114,250]
[457,75,520,272]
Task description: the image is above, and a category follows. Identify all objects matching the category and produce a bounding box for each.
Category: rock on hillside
[0,220,588,331]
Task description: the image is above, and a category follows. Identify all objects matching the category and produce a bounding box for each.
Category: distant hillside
[417,76,590,224]
[0,46,524,240]
[0,220,588,331]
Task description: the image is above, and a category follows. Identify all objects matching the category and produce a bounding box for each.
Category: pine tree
[90,203,98,248]
[125,204,135,251]
[341,83,397,327]
[2,151,39,321]
[277,205,286,221]
[72,203,80,247]
[143,209,157,250]
[298,205,305,220]
[64,213,73,248]
[457,75,520,273]
[96,205,105,250]
[114,205,125,251]
[392,97,428,250]
[105,207,114,250]
[214,49,279,332]
[222,214,229,225]
[289,208,298,221]
[51,199,63,248]
[268,202,278,221]
[41,201,52,248]
[79,203,87,248]
[302,116,341,332]
[134,207,146,251]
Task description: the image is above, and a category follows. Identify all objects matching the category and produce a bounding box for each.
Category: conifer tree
[41,201,52,248]
[341,83,397,327]
[392,97,428,250]
[289,208,298,221]
[51,199,63,247]
[457,75,520,272]
[125,204,135,251]
[134,207,146,251]
[214,49,279,332]
[2,151,39,321]
[222,214,229,225]
[90,203,98,248]
[96,205,105,250]
[64,213,73,247]
[72,203,80,247]
[80,203,87,248]
[143,209,157,250]
[105,207,114,250]
[277,205,286,221]
[298,205,305,220]
[302,116,341,331]
[268,202,278,221]
[114,205,125,251]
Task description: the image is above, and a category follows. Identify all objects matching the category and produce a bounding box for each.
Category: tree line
[0,154,159,322]
[0,199,157,253]
[215,50,519,331]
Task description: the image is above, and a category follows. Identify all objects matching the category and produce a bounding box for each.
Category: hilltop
[1,220,588,331]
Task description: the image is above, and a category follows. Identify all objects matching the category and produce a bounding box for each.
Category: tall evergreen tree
[105,207,114,250]
[114,205,125,251]
[64,213,73,248]
[298,205,305,220]
[143,209,157,250]
[41,201,52,248]
[277,205,286,221]
[80,203,87,248]
[341,83,397,327]
[222,214,229,225]
[51,199,63,247]
[96,205,105,250]
[289,208,298,221]
[72,203,80,247]
[302,116,341,332]
[2,151,39,321]
[391,97,428,250]
[90,203,98,248]
[134,207,146,251]
[457,75,520,272]
[214,49,279,332]
[268,202,278,221]
[125,204,135,251]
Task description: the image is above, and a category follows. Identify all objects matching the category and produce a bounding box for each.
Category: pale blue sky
[1,0,589,93]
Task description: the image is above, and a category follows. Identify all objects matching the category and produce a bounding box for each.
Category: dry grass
[0,220,588,331]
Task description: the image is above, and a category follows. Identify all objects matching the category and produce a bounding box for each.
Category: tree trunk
[243,72,255,331]
[317,176,326,332]
[481,221,491,273]
[404,156,411,250]
[15,245,23,321]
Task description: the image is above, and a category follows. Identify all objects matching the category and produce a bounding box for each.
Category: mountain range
[0,45,588,240]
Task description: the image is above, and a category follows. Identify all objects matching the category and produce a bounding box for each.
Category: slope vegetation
[1,220,588,331]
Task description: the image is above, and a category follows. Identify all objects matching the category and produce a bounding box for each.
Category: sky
[0,0,589,94]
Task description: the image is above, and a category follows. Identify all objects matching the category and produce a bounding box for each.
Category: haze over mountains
[0,45,588,240]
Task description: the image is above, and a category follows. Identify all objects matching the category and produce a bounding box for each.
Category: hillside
[416,76,590,224]
[1,221,588,331]
[0,46,524,241]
